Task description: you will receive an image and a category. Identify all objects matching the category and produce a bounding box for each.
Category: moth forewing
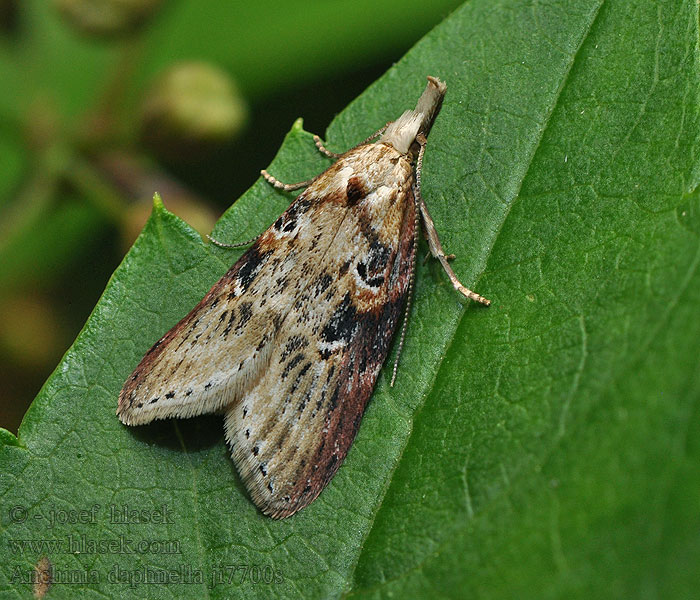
[118,76,489,519]
[224,143,418,518]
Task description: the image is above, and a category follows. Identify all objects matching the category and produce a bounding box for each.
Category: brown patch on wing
[346,176,366,206]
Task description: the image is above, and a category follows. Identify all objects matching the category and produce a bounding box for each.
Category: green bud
[140,61,248,162]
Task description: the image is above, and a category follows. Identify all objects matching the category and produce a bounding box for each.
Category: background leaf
[2,1,700,599]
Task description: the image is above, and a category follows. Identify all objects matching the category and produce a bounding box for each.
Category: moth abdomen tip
[116,407,131,425]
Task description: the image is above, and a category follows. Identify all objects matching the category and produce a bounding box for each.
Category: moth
[118,76,490,519]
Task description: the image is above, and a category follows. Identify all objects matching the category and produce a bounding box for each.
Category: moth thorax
[379,111,423,154]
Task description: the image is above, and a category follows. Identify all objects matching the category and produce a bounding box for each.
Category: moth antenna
[391,181,420,387]
[264,123,391,193]
[359,123,390,145]
[267,122,392,192]
[206,232,261,249]
[316,123,391,160]
[414,136,490,306]
[261,169,316,191]
[313,135,342,159]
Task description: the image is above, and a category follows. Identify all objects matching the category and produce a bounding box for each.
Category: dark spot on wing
[289,197,311,218]
[256,333,270,352]
[321,293,357,346]
[282,353,304,378]
[236,246,270,292]
[325,455,338,477]
[275,197,312,234]
[289,362,311,396]
[338,260,351,277]
[280,335,308,362]
[223,309,236,337]
[356,262,384,288]
[235,303,252,331]
[313,273,333,298]
[276,275,289,292]
[328,384,340,411]
[355,239,390,288]
[346,176,366,206]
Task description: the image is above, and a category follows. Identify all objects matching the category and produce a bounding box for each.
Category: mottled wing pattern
[118,156,359,426]
[224,142,417,518]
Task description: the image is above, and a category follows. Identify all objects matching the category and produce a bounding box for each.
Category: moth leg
[313,135,342,159]
[356,123,390,145]
[414,135,491,306]
[422,250,455,266]
[212,159,322,245]
[261,169,316,191]
[391,189,420,387]
[206,232,262,249]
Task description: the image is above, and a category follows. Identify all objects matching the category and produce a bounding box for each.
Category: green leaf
[3,1,700,599]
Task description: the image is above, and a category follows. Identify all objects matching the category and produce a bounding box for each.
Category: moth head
[378,75,447,154]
